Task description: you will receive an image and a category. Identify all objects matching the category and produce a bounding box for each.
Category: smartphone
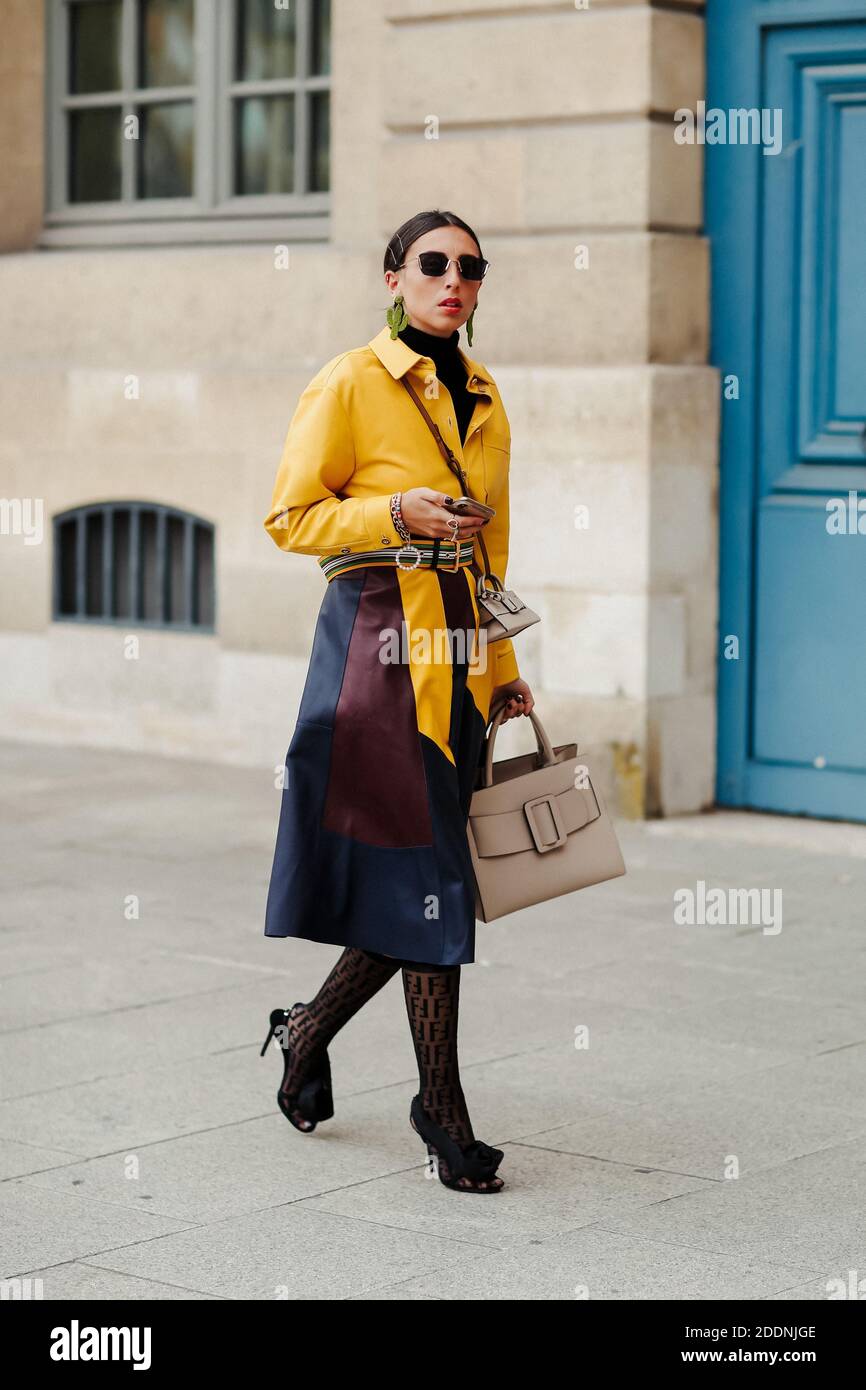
[444,496,496,520]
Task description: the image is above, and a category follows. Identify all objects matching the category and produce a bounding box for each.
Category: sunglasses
[397,252,490,281]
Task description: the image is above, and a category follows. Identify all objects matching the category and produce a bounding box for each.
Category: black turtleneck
[398,322,474,446]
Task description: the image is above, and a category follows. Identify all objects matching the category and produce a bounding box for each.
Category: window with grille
[44,0,331,246]
[53,502,216,631]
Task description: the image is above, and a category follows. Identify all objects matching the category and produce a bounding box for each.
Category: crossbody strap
[400,375,498,586]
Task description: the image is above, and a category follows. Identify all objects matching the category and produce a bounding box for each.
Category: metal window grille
[53,501,216,631]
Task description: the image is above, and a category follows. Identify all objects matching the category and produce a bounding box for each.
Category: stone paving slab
[1,1181,194,1276]
[592,1134,866,1272]
[355,1225,828,1301]
[15,1263,220,1300]
[82,1203,493,1301]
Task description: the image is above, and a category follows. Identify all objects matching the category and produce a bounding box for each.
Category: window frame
[42,0,331,248]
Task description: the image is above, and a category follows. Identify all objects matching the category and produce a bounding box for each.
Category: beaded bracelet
[389,492,411,543]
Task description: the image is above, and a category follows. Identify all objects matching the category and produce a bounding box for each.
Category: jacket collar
[367,324,491,391]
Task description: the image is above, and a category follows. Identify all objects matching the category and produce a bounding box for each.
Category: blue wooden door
[708,0,866,821]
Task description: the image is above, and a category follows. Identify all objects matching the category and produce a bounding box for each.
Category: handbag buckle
[498,591,524,614]
[524,794,568,853]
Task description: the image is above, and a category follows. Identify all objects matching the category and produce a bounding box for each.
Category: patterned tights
[279,946,472,1144]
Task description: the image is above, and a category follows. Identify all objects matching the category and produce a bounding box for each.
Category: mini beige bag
[468,700,627,923]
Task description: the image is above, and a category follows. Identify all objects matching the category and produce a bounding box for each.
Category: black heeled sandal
[409,1094,505,1193]
[260,1003,334,1133]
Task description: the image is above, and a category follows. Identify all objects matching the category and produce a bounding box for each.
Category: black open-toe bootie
[259,949,403,1134]
[260,1003,334,1133]
[410,1094,505,1193]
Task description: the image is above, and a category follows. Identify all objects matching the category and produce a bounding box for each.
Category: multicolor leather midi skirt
[263,547,503,965]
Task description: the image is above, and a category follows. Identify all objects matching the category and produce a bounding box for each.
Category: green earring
[387,293,409,339]
[465,306,476,347]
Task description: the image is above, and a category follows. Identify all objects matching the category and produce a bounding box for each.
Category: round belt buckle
[395,543,422,571]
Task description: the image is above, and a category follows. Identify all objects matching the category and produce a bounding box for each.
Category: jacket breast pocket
[481,430,510,504]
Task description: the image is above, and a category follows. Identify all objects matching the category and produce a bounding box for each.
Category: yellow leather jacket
[264,324,520,686]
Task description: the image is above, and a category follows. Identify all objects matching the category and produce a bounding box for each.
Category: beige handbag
[468,700,627,923]
[401,377,540,642]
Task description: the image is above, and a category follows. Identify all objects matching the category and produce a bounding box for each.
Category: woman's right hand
[399,487,488,541]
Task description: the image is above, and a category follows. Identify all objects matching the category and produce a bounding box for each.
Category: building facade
[1,0,863,823]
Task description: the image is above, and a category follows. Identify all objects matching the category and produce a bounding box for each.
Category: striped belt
[318,538,476,581]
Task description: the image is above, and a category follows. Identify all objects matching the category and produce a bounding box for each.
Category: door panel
[753,497,866,770]
[709,0,866,821]
[754,21,866,783]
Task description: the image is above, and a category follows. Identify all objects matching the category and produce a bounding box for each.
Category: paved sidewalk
[2,738,865,1301]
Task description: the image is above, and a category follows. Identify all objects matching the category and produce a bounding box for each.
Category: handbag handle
[480,699,559,789]
[400,376,501,590]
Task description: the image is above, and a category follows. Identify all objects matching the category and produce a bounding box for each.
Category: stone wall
[0,0,717,814]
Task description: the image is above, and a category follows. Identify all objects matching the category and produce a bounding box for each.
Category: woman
[260,210,535,1194]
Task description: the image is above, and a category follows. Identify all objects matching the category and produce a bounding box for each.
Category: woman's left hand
[491,678,535,722]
